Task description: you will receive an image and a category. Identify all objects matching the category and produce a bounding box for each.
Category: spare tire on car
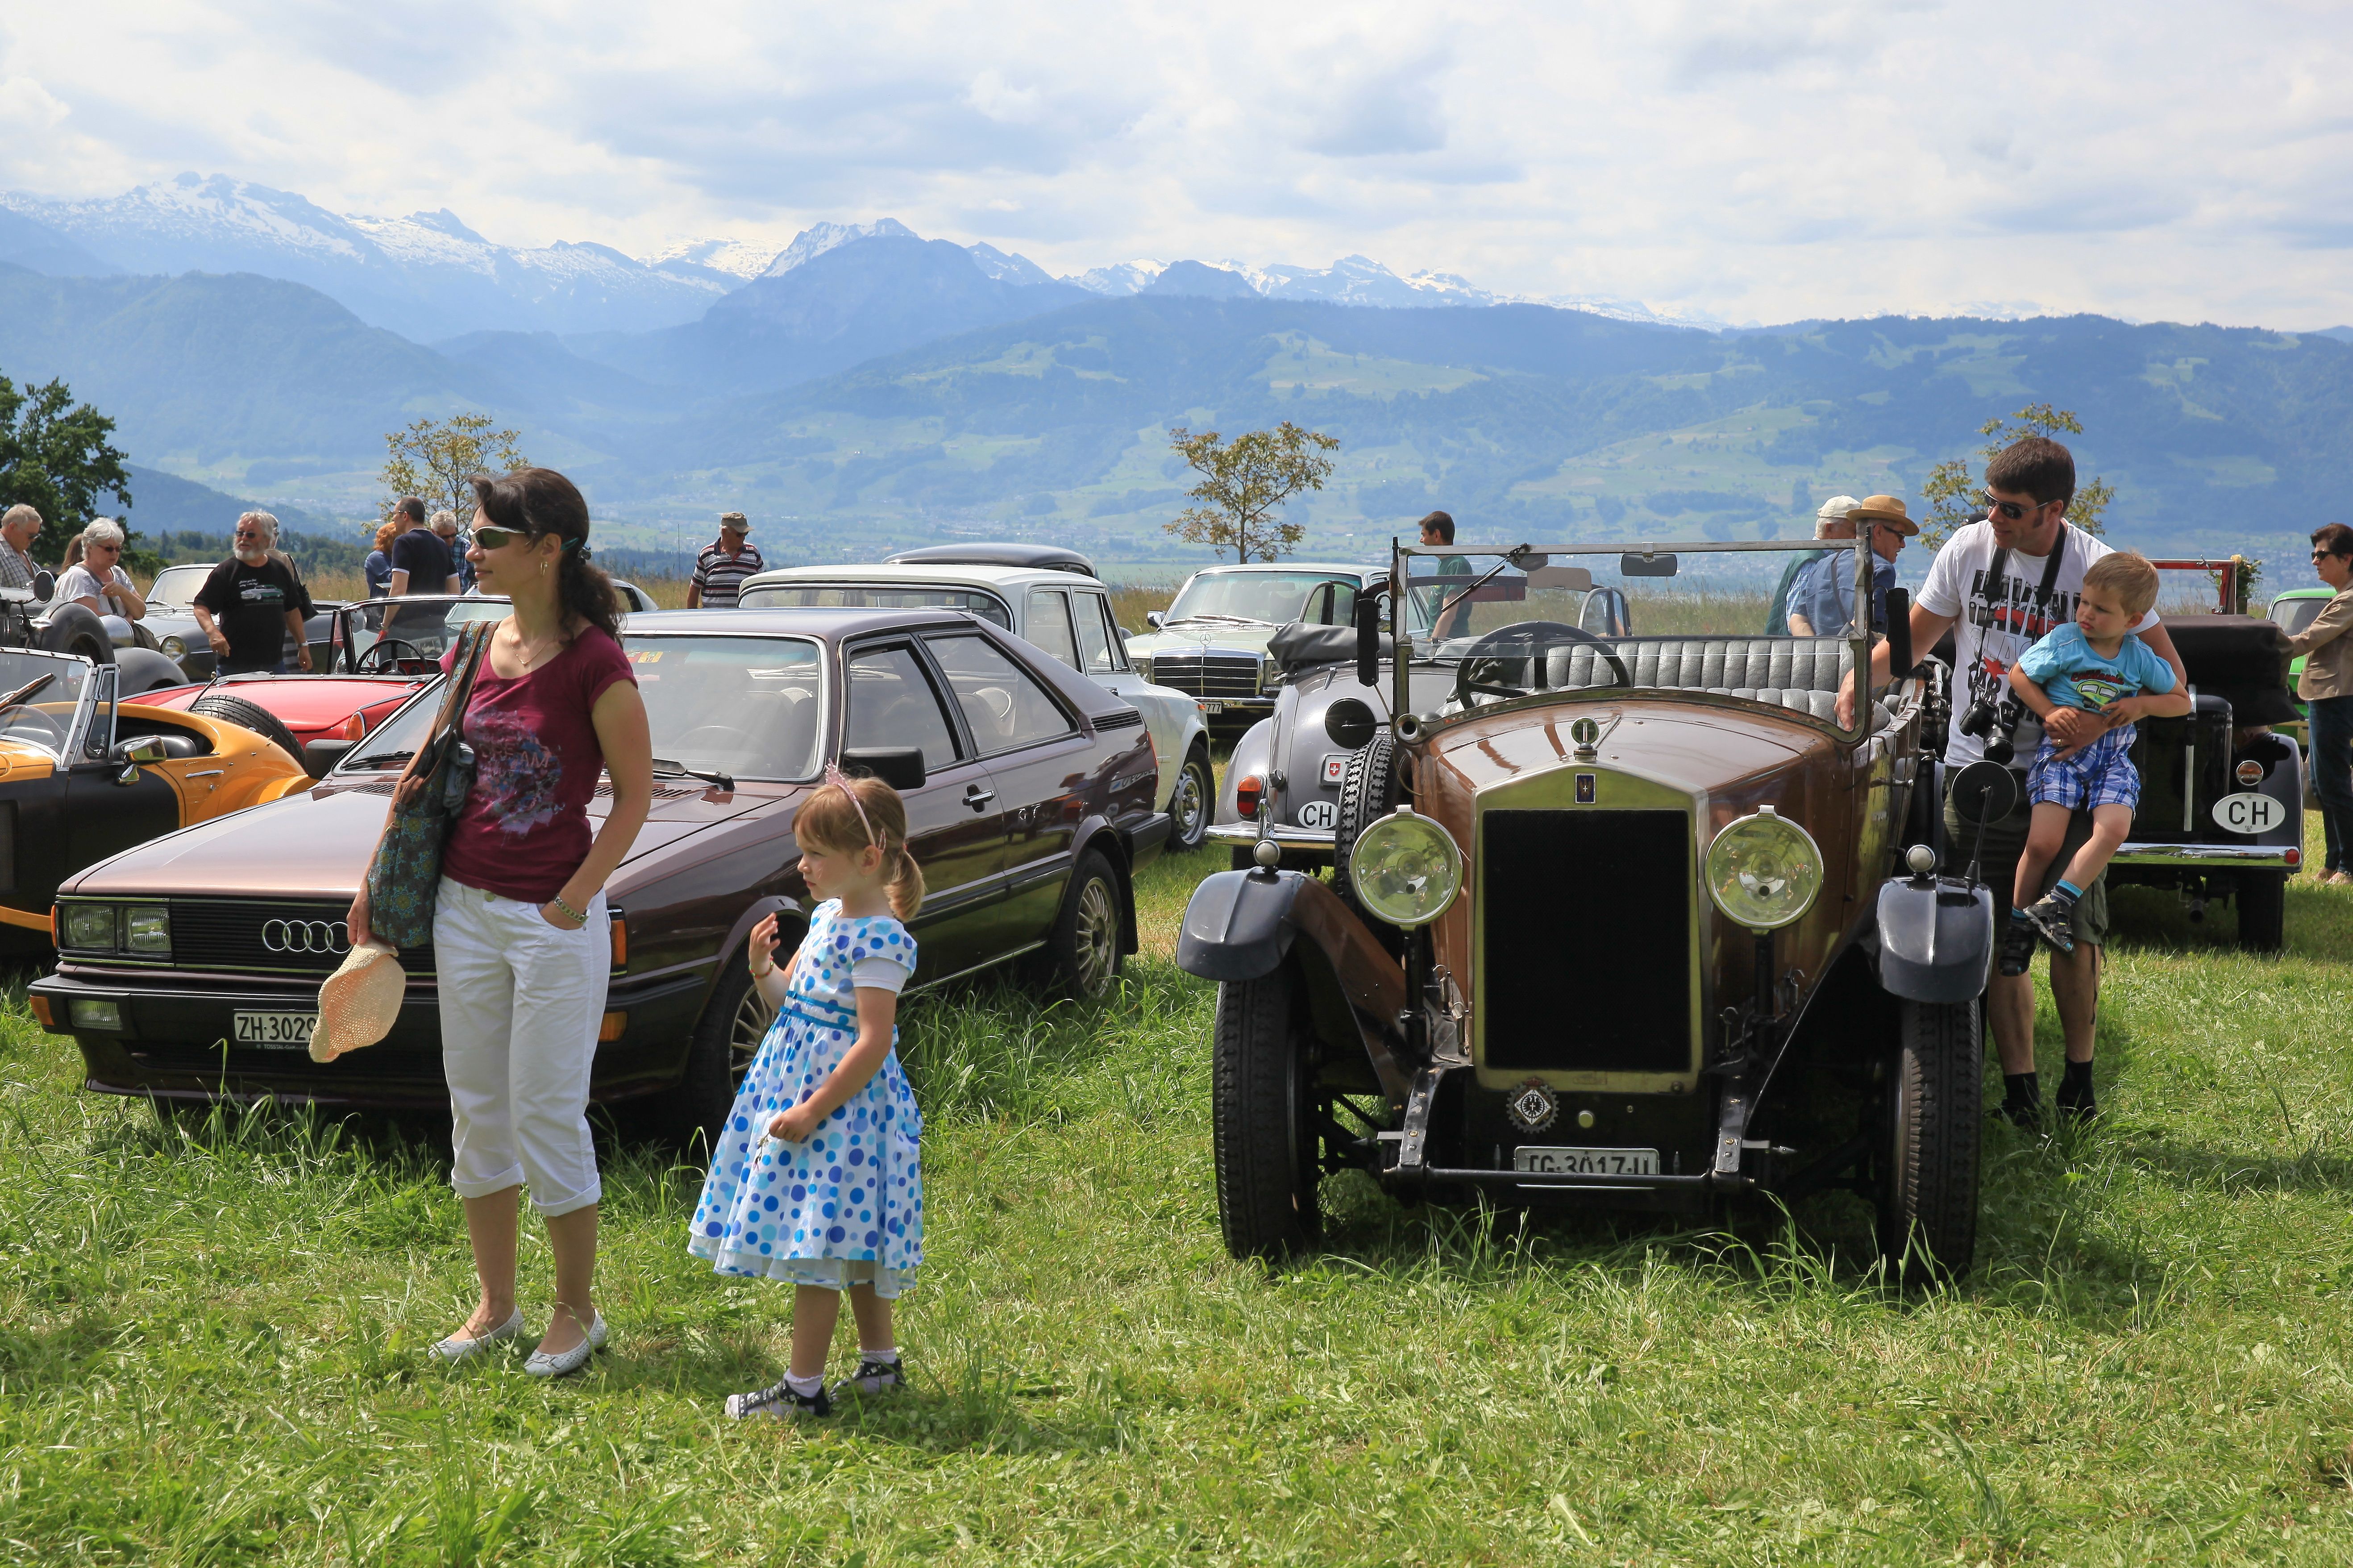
[190,693,305,768]
[36,603,113,666]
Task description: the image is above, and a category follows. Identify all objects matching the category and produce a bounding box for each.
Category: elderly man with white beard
[191,510,314,674]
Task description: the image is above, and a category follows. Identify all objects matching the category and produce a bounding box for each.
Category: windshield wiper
[0,672,55,713]
[1165,612,1264,627]
[349,747,415,770]
[653,757,736,792]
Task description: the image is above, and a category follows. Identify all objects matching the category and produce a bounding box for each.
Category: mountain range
[3,172,2350,573]
[0,173,1705,344]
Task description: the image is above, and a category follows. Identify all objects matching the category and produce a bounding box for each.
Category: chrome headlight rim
[1347,806,1463,927]
[159,634,187,657]
[1704,805,1824,932]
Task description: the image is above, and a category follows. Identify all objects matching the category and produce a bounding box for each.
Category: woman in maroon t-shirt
[350,466,653,1378]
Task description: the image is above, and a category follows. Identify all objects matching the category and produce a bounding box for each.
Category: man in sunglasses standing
[1841,437,2187,1124]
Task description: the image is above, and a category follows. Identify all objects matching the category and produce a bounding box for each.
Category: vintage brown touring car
[1179,535,1999,1275]
[33,608,1168,1145]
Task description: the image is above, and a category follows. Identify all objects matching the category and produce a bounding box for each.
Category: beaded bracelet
[552,892,588,925]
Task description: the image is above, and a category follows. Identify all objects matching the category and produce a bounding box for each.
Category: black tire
[1167,745,1214,853]
[657,950,778,1157]
[1031,846,1125,1000]
[1875,996,1981,1280]
[36,603,113,665]
[1332,729,1404,941]
[1212,965,1321,1260]
[2237,870,2286,953]
[190,693,304,768]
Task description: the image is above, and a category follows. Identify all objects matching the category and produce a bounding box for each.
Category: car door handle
[963,784,996,811]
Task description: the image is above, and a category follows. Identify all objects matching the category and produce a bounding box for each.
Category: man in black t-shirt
[193,514,314,673]
[391,505,459,595]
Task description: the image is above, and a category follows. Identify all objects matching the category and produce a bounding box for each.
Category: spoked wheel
[1030,847,1126,1000]
[1168,747,1214,852]
[1874,996,1983,1280]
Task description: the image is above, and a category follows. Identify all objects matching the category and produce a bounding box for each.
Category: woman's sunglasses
[473,526,528,550]
[1980,491,2055,523]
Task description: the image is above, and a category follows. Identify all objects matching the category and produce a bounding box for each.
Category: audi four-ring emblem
[262,919,350,954]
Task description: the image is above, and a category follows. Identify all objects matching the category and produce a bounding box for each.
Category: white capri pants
[434,876,611,1216]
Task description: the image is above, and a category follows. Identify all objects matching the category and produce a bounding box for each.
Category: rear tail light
[1234,773,1266,820]
[2287,848,2301,868]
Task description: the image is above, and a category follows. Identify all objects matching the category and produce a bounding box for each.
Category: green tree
[1164,421,1340,562]
[379,413,527,524]
[0,373,133,564]
[1920,402,2114,550]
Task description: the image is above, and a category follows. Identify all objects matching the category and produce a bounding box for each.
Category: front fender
[1874,876,1993,1004]
[1179,867,1415,1099]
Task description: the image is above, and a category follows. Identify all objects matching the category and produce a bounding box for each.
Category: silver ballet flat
[523,1311,607,1378]
[428,1307,525,1365]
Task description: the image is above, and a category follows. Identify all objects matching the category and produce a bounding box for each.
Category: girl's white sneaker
[428,1307,525,1365]
[523,1312,607,1378]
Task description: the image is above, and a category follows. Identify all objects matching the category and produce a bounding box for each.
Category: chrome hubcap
[1073,876,1120,996]
[729,980,778,1086]
[1172,761,1210,844]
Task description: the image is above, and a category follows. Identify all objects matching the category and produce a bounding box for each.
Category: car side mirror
[838,747,926,792]
[1146,611,1165,630]
[110,734,166,784]
[30,570,53,604]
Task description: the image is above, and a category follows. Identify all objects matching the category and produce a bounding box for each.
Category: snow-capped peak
[758,218,920,278]
[1068,259,1168,295]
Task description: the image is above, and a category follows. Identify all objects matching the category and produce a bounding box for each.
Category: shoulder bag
[362,622,495,948]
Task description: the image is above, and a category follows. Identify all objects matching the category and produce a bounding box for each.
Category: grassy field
[7,832,2353,1564]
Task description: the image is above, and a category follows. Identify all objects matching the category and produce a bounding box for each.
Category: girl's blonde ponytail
[885,842,926,921]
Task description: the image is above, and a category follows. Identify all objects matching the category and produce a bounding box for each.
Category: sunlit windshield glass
[0,651,91,756]
[738,583,1013,630]
[2272,597,2326,637]
[1165,572,1355,625]
[337,635,827,780]
[147,565,210,610]
[1402,541,1877,730]
[629,636,824,780]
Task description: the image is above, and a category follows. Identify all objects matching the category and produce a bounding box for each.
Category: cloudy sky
[4,0,2349,328]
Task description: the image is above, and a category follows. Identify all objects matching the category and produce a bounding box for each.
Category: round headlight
[160,635,186,657]
[1348,809,1463,927]
[1705,806,1823,931]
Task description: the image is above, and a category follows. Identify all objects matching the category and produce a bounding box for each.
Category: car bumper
[33,965,711,1108]
[1207,821,1337,864]
[2109,842,2301,869]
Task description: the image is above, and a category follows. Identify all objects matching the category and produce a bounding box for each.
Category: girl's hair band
[822,760,876,846]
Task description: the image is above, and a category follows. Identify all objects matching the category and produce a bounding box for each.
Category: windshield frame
[1390,536,1879,747]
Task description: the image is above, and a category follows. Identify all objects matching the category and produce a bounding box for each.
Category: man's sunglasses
[1981,491,2056,523]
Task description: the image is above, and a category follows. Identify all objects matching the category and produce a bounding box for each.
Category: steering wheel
[355,639,427,674]
[1453,620,1632,707]
[0,709,66,747]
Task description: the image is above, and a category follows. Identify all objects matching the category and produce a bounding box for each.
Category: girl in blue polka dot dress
[689,767,925,1419]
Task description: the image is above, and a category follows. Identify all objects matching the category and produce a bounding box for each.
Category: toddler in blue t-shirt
[1999,551,2188,974]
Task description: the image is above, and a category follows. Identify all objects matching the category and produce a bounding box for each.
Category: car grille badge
[1506,1077,1558,1134]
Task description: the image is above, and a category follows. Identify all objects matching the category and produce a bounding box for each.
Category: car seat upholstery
[1509,635,1893,728]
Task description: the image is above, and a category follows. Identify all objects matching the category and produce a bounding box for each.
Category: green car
[2269,588,2335,727]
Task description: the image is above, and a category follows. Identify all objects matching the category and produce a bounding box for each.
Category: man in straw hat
[1767,495,1858,636]
[1787,494,1916,637]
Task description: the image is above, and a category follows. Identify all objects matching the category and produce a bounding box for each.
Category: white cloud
[2,0,2352,328]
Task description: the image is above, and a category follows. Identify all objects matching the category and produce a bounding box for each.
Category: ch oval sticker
[2212,792,2286,835]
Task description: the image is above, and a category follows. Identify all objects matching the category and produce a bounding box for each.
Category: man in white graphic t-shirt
[1841,438,2187,1125]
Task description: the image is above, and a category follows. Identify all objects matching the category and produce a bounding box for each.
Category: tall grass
[5,842,2353,1561]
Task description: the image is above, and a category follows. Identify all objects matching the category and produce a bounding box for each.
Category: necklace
[506,620,566,673]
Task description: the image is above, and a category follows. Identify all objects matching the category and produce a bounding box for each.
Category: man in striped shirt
[688,512,764,608]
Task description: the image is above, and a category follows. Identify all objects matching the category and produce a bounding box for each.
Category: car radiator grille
[1147,652,1262,699]
[1479,809,1691,1074]
[168,898,435,978]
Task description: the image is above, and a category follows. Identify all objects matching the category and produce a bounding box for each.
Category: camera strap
[1979,524,2072,646]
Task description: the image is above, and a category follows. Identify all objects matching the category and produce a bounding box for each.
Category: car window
[628,635,824,779]
[925,633,1077,754]
[1026,589,1080,668]
[2272,597,2327,637]
[1073,592,1120,673]
[1306,580,1358,625]
[740,582,1014,631]
[148,565,211,611]
[1164,570,1351,624]
[844,644,961,772]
